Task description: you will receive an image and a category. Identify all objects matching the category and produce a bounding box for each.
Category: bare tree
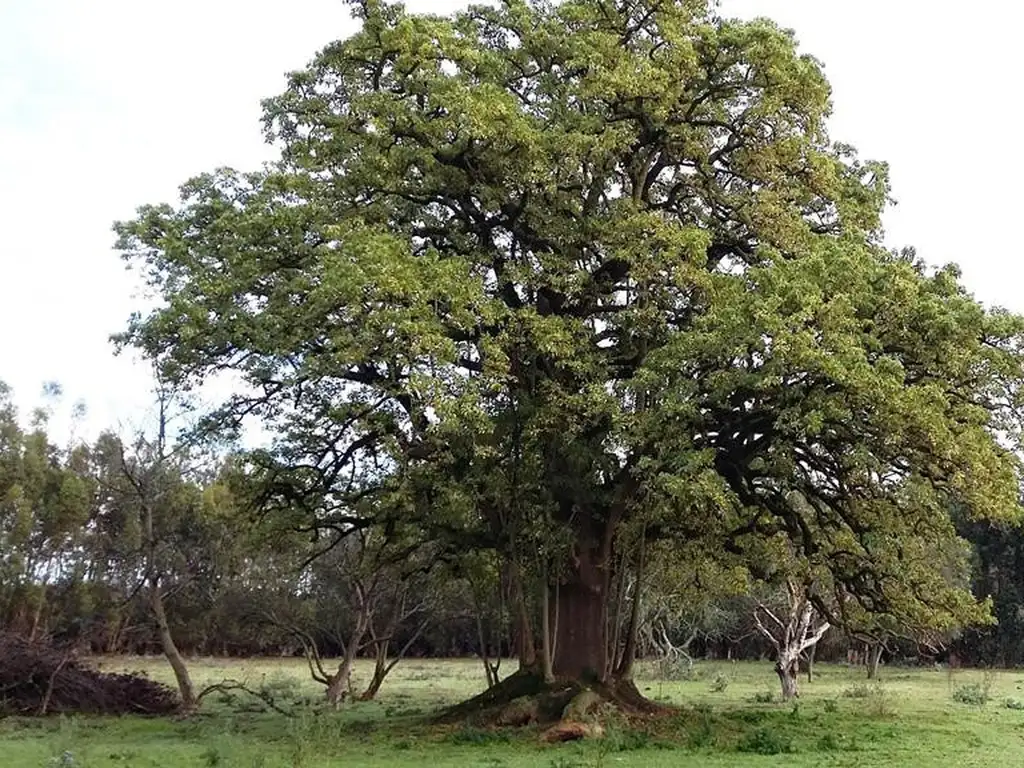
[107,381,199,711]
[753,580,830,701]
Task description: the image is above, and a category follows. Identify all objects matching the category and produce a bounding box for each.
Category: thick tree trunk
[551,571,607,680]
[326,644,360,706]
[326,614,369,706]
[151,581,196,711]
[776,654,800,700]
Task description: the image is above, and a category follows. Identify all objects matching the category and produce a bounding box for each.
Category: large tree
[116,0,1024,709]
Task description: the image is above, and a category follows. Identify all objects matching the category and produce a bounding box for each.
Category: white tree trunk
[753,581,830,702]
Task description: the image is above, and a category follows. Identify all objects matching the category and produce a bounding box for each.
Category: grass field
[3,657,1024,767]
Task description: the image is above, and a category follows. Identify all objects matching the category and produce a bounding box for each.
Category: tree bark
[326,610,370,706]
[360,618,428,700]
[867,643,884,680]
[475,608,499,688]
[151,579,196,711]
[361,653,388,701]
[540,574,555,683]
[776,655,800,700]
[551,549,607,680]
[615,531,646,680]
[511,563,537,670]
[326,640,360,706]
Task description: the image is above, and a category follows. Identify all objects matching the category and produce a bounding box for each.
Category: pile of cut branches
[0,632,178,716]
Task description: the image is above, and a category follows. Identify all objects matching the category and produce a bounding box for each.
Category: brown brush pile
[0,632,179,716]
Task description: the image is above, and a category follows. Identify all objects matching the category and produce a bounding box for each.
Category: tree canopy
[115,0,1024,691]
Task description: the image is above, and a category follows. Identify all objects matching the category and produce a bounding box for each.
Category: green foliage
[708,673,729,693]
[843,683,874,699]
[952,683,989,706]
[736,727,794,755]
[447,727,511,746]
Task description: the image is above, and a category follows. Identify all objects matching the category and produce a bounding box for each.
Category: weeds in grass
[684,705,717,750]
[547,757,584,768]
[817,732,840,751]
[1004,697,1024,710]
[816,731,860,753]
[48,752,79,768]
[200,744,224,767]
[603,725,652,752]
[950,670,997,707]
[736,727,794,755]
[283,710,341,766]
[258,673,303,705]
[866,685,893,716]
[708,673,729,693]
[952,683,989,706]
[48,717,84,768]
[823,698,838,713]
[842,683,873,699]
[727,709,767,724]
[447,727,511,746]
[749,690,774,704]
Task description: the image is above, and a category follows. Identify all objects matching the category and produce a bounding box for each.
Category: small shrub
[708,673,729,693]
[749,691,774,704]
[201,745,224,767]
[952,683,989,706]
[1004,698,1024,710]
[49,753,79,768]
[842,683,872,699]
[728,710,767,724]
[736,727,794,755]
[823,699,838,714]
[866,685,893,717]
[685,705,717,750]
[817,732,840,752]
[257,673,302,706]
[685,723,716,750]
[605,727,651,752]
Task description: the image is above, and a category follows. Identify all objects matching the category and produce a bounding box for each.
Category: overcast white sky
[2,0,1022,440]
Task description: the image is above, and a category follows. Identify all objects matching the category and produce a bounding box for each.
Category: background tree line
[2,379,1019,676]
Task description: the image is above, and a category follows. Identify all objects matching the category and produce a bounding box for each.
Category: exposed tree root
[436,670,671,727]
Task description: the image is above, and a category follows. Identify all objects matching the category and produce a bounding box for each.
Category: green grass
[3,658,1024,767]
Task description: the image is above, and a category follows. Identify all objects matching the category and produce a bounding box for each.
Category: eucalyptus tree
[0,383,93,641]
